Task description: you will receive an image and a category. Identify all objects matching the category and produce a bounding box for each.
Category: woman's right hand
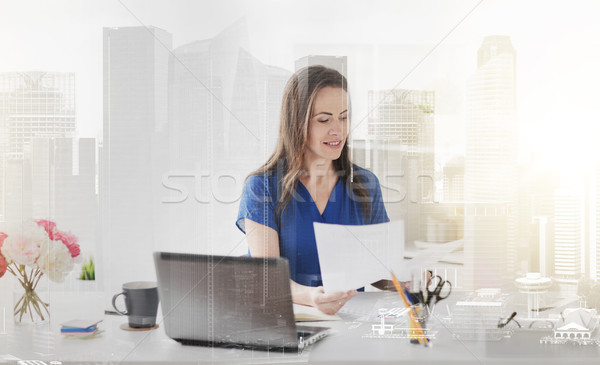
[309,286,357,315]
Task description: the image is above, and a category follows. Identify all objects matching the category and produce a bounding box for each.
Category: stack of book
[60,319,103,339]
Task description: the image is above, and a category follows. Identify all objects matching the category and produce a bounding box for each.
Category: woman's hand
[309,286,357,315]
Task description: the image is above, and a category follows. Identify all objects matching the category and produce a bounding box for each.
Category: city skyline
[1,30,598,281]
[1,2,600,294]
[2,1,599,182]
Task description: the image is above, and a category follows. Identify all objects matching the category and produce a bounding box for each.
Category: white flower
[37,240,74,282]
[0,221,48,266]
[1,235,41,266]
[28,222,50,247]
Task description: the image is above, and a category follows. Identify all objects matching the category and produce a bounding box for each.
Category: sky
[1,0,600,177]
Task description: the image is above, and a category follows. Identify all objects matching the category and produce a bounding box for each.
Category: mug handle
[111,292,128,315]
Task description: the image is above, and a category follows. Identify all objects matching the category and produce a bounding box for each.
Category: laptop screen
[154,252,299,349]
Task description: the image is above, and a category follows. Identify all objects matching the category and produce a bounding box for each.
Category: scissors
[424,275,452,307]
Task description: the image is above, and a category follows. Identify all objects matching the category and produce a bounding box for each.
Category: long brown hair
[250,65,371,220]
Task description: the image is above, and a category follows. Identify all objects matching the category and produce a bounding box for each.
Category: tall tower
[464,36,518,289]
[366,89,435,244]
[102,26,172,291]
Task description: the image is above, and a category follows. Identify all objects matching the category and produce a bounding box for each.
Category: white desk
[2,291,599,364]
[1,291,307,364]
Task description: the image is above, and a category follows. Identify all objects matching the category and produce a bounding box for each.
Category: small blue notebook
[60,319,102,332]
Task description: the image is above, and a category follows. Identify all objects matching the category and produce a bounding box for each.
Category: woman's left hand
[309,286,357,315]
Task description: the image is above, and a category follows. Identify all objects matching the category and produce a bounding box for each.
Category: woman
[236,65,389,315]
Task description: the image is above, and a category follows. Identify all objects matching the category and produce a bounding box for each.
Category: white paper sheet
[313,221,405,292]
[314,222,464,292]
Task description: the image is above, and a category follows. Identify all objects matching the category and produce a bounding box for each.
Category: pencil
[391,272,429,345]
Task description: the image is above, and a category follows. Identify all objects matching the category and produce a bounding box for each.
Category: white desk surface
[1,291,599,364]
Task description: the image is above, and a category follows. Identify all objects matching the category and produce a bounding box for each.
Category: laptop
[153,252,331,352]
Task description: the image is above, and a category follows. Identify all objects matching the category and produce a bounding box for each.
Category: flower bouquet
[0,219,81,324]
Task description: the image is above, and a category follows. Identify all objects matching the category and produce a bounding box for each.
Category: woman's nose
[330,119,345,136]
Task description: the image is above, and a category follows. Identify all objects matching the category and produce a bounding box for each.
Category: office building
[0,72,76,157]
[553,189,583,280]
[464,36,518,289]
[229,49,291,167]
[353,138,408,218]
[168,20,243,173]
[0,72,76,222]
[102,26,172,290]
[368,89,435,201]
[464,202,510,288]
[419,201,464,243]
[366,89,435,244]
[167,21,290,255]
[530,215,554,277]
[524,165,557,277]
[442,157,464,202]
[295,55,347,77]
[516,159,561,275]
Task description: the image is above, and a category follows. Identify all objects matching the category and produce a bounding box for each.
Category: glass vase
[13,271,49,325]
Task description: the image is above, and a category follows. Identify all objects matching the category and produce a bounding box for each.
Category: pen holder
[409,304,429,344]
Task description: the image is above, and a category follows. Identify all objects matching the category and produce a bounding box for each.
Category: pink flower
[55,230,80,258]
[34,220,80,259]
[0,253,6,278]
[0,232,6,277]
[35,219,59,240]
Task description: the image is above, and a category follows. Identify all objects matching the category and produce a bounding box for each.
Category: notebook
[153,252,331,352]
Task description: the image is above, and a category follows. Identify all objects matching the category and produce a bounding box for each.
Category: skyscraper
[102,26,172,291]
[367,89,435,244]
[464,36,518,289]
[553,189,583,281]
[167,21,290,254]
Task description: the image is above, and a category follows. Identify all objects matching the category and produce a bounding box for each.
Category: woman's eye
[340,116,348,121]
[318,119,329,123]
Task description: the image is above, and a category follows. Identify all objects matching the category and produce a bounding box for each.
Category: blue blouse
[236,165,389,287]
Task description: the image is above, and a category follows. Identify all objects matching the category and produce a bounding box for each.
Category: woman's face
[305,86,349,165]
